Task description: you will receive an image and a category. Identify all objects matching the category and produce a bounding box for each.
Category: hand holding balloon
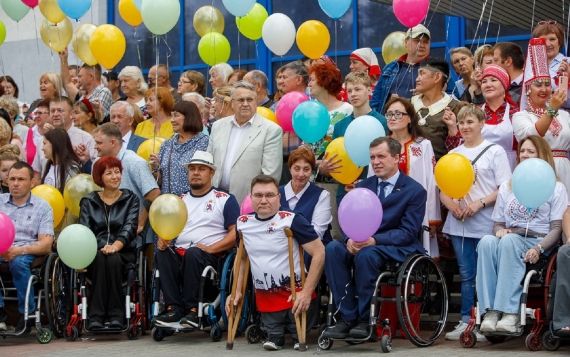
[318,152,341,176]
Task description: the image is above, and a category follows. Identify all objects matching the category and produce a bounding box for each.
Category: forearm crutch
[226,232,250,350]
[285,227,307,352]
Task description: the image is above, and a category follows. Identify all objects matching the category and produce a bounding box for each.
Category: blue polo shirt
[0,193,54,246]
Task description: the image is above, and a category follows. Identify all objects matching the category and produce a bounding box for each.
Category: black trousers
[155,247,218,314]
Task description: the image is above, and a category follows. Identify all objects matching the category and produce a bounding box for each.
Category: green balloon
[57,224,98,270]
[235,3,268,41]
[0,0,30,22]
[198,32,231,66]
[0,21,6,47]
[141,0,180,35]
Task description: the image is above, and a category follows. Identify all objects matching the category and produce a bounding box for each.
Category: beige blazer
[207,113,283,203]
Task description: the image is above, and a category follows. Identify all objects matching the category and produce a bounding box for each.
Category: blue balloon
[222,0,256,17]
[512,158,556,209]
[344,115,386,167]
[292,101,330,144]
[58,0,92,20]
[318,0,351,20]
[134,0,143,11]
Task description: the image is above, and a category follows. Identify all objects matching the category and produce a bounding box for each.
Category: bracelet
[546,105,559,117]
[480,199,486,208]
[151,168,160,173]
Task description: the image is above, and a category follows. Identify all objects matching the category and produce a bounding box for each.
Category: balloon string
[445,0,454,52]
[483,0,496,45]
[135,27,142,70]
[426,0,442,27]
[255,40,259,70]
[237,23,241,69]
[16,21,25,103]
[469,0,489,52]
[334,20,338,65]
[496,0,505,42]
[530,0,536,31]
[154,34,159,154]
[566,0,570,57]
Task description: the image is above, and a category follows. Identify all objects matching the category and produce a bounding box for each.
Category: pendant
[418,118,426,126]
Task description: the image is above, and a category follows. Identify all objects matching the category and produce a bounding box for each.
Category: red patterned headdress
[520,38,551,110]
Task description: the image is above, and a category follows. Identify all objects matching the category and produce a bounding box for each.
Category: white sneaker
[474,329,487,342]
[0,322,6,331]
[445,321,467,341]
[495,313,521,333]
[480,310,501,333]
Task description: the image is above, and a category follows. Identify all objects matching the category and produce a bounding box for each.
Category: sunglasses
[538,20,557,25]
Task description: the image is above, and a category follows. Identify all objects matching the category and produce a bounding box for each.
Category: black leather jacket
[79,189,139,253]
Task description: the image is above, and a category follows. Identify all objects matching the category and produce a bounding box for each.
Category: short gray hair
[111,101,134,118]
[282,60,309,86]
[249,70,268,89]
[182,92,206,108]
[93,122,123,143]
[118,66,148,95]
[210,63,234,86]
[231,81,256,98]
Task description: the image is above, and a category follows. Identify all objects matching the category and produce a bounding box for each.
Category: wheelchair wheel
[210,326,223,342]
[542,331,560,351]
[484,335,507,344]
[381,335,392,353]
[128,326,142,340]
[44,253,66,338]
[36,327,52,344]
[396,255,448,347]
[220,250,235,330]
[525,332,542,351]
[138,251,149,335]
[152,327,164,342]
[64,326,78,342]
[317,324,333,350]
[459,331,476,348]
[245,324,264,344]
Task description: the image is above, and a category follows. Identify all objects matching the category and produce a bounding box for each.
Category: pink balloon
[338,188,383,242]
[0,212,15,254]
[392,0,430,28]
[275,91,309,132]
[240,194,253,215]
[21,0,38,8]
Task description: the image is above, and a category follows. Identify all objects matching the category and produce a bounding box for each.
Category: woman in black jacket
[79,155,139,330]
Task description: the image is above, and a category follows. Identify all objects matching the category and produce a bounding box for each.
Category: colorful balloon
[1,0,30,22]
[222,0,255,17]
[275,91,309,133]
[318,0,351,20]
[0,21,5,46]
[63,174,101,217]
[39,0,66,23]
[141,0,180,35]
[198,32,231,66]
[382,31,407,64]
[137,137,165,162]
[58,0,91,20]
[344,115,386,167]
[40,17,72,53]
[89,24,126,69]
[150,194,188,240]
[118,0,142,27]
[235,3,268,41]
[193,6,224,37]
[240,194,253,215]
[57,224,97,269]
[292,101,330,144]
[512,158,556,209]
[0,212,15,254]
[72,24,97,65]
[339,188,383,242]
[262,13,296,56]
[325,137,364,185]
[296,20,330,60]
[434,153,474,199]
[22,0,38,8]
[393,0,430,28]
[133,0,141,11]
[31,184,65,227]
[257,106,278,125]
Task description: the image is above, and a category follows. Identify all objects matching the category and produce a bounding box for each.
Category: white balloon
[262,13,296,56]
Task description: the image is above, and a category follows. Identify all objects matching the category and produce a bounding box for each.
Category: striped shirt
[0,193,54,246]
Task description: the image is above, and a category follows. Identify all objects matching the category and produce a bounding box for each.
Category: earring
[526,90,531,96]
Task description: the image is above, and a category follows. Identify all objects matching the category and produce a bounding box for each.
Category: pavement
[1,328,570,357]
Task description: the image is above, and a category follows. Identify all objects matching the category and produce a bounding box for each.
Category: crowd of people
[2,18,570,351]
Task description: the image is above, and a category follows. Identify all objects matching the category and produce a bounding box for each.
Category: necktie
[377,181,389,202]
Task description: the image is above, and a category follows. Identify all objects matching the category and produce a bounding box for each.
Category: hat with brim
[183,151,216,171]
[406,24,431,39]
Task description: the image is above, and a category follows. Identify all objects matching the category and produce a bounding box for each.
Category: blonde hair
[118,66,148,95]
[345,71,371,87]
[0,119,11,146]
[0,95,19,119]
[39,72,63,98]
[0,144,21,163]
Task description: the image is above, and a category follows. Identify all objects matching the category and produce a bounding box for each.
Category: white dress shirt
[122,130,132,146]
[283,181,332,239]
[220,116,254,190]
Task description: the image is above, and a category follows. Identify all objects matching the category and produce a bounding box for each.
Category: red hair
[92,156,123,187]
[309,63,343,96]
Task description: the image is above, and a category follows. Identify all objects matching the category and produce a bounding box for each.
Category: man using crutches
[226,174,325,351]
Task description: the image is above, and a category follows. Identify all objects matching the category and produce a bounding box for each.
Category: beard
[190,182,205,190]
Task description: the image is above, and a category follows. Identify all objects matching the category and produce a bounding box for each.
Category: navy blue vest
[279,183,332,245]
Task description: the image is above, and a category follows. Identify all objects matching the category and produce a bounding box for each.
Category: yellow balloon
[149,194,188,240]
[296,20,330,60]
[382,31,407,64]
[257,106,277,125]
[63,174,101,217]
[40,17,72,53]
[193,5,224,37]
[118,0,142,27]
[435,153,475,199]
[137,137,166,163]
[39,0,66,23]
[72,24,97,66]
[31,184,65,227]
[89,24,126,69]
[325,138,364,185]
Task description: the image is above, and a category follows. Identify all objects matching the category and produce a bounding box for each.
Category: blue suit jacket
[127,133,146,153]
[350,171,427,253]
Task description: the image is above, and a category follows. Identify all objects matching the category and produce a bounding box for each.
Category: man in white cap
[152,150,240,329]
[371,24,431,114]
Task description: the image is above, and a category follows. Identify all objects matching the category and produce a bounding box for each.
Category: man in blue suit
[323,136,427,340]
[110,101,146,152]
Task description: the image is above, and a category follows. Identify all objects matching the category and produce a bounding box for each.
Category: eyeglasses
[148,75,164,83]
[252,193,278,200]
[538,20,557,25]
[35,111,49,116]
[50,108,65,114]
[178,79,192,84]
[233,97,255,104]
[385,111,408,120]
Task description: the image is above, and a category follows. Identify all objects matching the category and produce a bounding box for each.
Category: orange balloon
[118,0,142,27]
[257,106,277,125]
[31,184,64,227]
[435,153,474,199]
[325,138,364,185]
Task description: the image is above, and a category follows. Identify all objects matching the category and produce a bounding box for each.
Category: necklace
[417,110,429,126]
[525,99,548,117]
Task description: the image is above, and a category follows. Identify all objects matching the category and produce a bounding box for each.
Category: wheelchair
[317,240,449,353]
[460,251,556,351]
[63,248,148,341]
[150,249,252,342]
[0,252,65,344]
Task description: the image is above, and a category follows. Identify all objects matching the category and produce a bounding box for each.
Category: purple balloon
[0,212,15,254]
[338,188,383,242]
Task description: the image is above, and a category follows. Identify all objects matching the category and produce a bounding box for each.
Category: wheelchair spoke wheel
[36,327,52,344]
[245,324,264,344]
[127,326,142,340]
[396,255,448,347]
[317,324,333,351]
[525,332,542,351]
[380,334,392,353]
[44,254,66,338]
[64,326,78,342]
[460,331,477,348]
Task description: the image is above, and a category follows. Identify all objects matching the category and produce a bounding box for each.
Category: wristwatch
[537,244,544,254]
[480,199,486,208]
[546,105,559,117]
